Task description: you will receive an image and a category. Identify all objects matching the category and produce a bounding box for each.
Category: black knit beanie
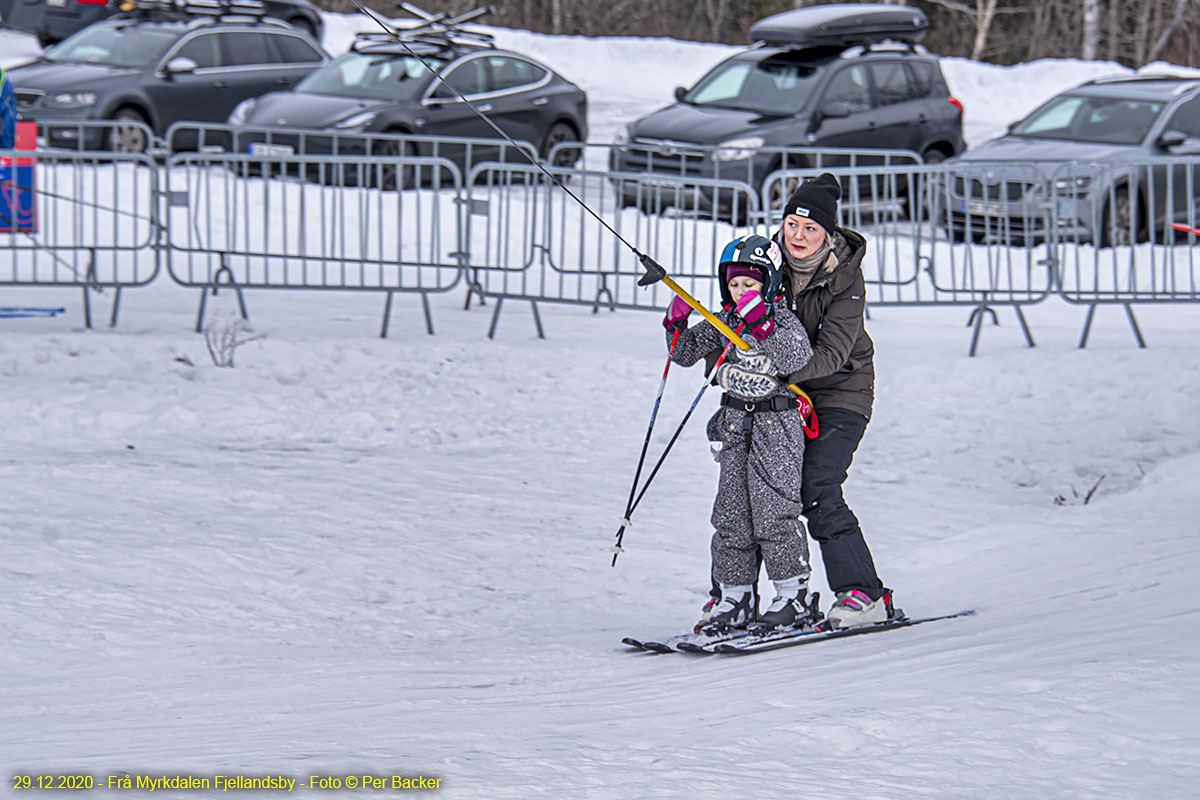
[783,172,842,232]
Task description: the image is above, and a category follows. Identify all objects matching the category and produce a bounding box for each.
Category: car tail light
[75,0,109,5]
[947,96,964,114]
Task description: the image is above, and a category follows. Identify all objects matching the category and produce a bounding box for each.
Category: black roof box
[749,3,928,48]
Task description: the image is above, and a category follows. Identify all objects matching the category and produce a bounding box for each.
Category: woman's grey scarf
[782,237,832,293]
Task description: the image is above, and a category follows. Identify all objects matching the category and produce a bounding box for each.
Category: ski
[622,628,753,654]
[713,609,976,655]
[622,635,688,653]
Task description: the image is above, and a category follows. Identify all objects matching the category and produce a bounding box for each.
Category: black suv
[611,3,964,213]
[7,0,328,152]
[0,0,322,47]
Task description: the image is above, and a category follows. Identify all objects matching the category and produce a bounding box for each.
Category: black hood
[7,61,142,92]
[243,92,397,129]
[630,102,799,145]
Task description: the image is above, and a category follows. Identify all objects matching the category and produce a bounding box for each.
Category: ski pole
[611,328,681,566]
[637,253,818,437]
[611,328,741,565]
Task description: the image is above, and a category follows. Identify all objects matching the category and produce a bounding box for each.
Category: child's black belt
[720,394,795,413]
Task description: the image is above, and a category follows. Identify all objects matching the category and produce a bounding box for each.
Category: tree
[1081,0,1101,60]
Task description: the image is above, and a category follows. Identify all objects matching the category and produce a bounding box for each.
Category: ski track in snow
[3,18,1200,800]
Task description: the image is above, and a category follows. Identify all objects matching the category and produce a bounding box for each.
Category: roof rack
[351,3,495,55]
[840,41,927,58]
[1083,73,1192,85]
[112,0,269,24]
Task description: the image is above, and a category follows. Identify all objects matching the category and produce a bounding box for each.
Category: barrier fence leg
[530,299,545,339]
[1078,303,1097,349]
[422,291,434,336]
[1013,304,1035,348]
[81,285,93,330]
[109,287,122,328]
[380,289,394,339]
[82,250,98,330]
[487,297,504,339]
[195,260,249,332]
[1124,303,1147,348]
[966,303,998,357]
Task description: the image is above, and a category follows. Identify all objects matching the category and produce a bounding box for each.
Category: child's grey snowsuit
[667,306,813,586]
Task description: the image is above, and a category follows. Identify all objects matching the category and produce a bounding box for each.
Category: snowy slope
[3,17,1200,800]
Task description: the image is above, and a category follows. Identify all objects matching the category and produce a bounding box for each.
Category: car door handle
[477,103,493,113]
[275,77,292,85]
[532,97,548,106]
[214,80,230,89]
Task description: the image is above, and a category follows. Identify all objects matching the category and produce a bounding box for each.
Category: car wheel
[109,109,150,154]
[541,122,580,168]
[370,138,415,191]
[1101,187,1145,247]
[765,172,801,220]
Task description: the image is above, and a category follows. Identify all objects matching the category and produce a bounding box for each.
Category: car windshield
[46,25,178,68]
[1010,94,1164,145]
[683,53,821,115]
[297,51,445,101]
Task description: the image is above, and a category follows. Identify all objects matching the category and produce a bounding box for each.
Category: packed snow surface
[2,16,1199,800]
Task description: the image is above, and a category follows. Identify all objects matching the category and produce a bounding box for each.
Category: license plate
[47,0,67,6]
[249,142,294,157]
[964,200,1007,216]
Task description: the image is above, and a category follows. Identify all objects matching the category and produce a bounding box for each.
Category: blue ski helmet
[717,234,784,308]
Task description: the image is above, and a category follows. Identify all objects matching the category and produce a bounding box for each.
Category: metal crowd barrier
[164,151,464,336]
[759,163,1053,354]
[1047,156,1200,347]
[6,130,1197,353]
[561,141,922,226]
[30,119,161,155]
[462,158,1054,353]
[166,122,540,166]
[0,148,160,327]
[461,162,756,337]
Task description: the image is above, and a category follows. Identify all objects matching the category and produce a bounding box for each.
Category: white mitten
[716,358,777,400]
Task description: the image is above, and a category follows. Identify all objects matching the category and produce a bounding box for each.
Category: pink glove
[662,295,694,331]
[736,290,775,341]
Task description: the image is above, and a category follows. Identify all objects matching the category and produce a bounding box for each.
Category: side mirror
[819,101,851,120]
[165,57,198,75]
[674,86,686,102]
[1157,129,1188,150]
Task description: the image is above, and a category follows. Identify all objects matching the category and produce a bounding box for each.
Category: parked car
[939,75,1200,245]
[6,0,328,152]
[610,3,964,216]
[0,0,322,48]
[227,17,588,186]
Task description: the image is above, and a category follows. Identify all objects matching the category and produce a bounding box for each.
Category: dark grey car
[7,5,327,151]
[227,36,588,179]
[610,4,965,215]
[0,0,323,47]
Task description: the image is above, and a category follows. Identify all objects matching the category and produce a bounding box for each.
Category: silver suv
[940,75,1200,245]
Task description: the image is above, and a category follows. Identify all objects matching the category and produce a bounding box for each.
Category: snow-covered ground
[3,16,1200,800]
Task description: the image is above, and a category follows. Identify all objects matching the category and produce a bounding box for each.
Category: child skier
[662,234,819,634]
